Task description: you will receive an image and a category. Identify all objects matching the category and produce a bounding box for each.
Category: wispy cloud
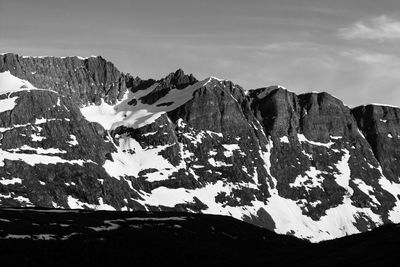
[339,49,400,65]
[338,15,400,41]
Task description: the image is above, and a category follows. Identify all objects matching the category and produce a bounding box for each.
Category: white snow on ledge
[0,148,94,167]
[67,196,115,210]
[297,134,335,148]
[7,145,67,155]
[0,177,22,185]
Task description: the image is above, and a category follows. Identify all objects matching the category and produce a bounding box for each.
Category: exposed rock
[0,53,129,105]
[138,69,198,105]
[352,104,400,183]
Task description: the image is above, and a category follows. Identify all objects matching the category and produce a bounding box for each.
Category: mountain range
[0,52,399,242]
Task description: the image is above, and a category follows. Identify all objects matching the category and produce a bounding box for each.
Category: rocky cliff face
[250,88,397,224]
[0,53,129,105]
[0,53,399,242]
[352,105,400,183]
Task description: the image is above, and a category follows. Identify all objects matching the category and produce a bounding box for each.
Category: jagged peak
[163,68,195,79]
[174,68,185,77]
[154,69,198,90]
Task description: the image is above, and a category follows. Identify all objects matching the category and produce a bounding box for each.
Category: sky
[1,0,400,107]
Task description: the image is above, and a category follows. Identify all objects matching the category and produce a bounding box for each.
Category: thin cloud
[339,49,400,64]
[339,15,400,41]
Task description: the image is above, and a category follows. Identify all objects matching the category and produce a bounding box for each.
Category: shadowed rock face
[352,105,400,183]
[249,88,359,140]
[137,69,198,105]
[0,53,400,242]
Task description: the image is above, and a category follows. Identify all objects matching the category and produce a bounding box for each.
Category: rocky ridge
[0,53,399,242]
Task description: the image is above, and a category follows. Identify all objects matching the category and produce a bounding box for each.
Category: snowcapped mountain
[0,53,399,242]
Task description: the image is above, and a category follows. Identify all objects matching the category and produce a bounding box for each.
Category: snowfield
[80,77,216,130]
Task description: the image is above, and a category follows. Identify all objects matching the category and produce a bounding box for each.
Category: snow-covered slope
[80,77,213,130]
[0,71,37,93]
[0,71,38,113]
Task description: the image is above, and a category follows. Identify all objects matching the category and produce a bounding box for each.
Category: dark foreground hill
[0,208,398,266]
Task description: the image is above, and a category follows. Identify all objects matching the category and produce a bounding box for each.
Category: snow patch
[279,136,289,143]
[264,192,381,242]
[31,133,46,142]
[333,149,353,196]
[290,167,326,192]
[0,148,93,167]
[81,78,211,130]
[222,144,241,158]
[102,134,182,182]
[0,96,19,113]
[14,195,32,205]
[0,71,37,94]
[0,177,22,185]
[67,196,115,210]
[8,145,67,154]
[298,134,335,148]
[67,135,79,146]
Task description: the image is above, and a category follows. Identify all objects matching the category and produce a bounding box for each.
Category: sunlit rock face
[1,53,400,242]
